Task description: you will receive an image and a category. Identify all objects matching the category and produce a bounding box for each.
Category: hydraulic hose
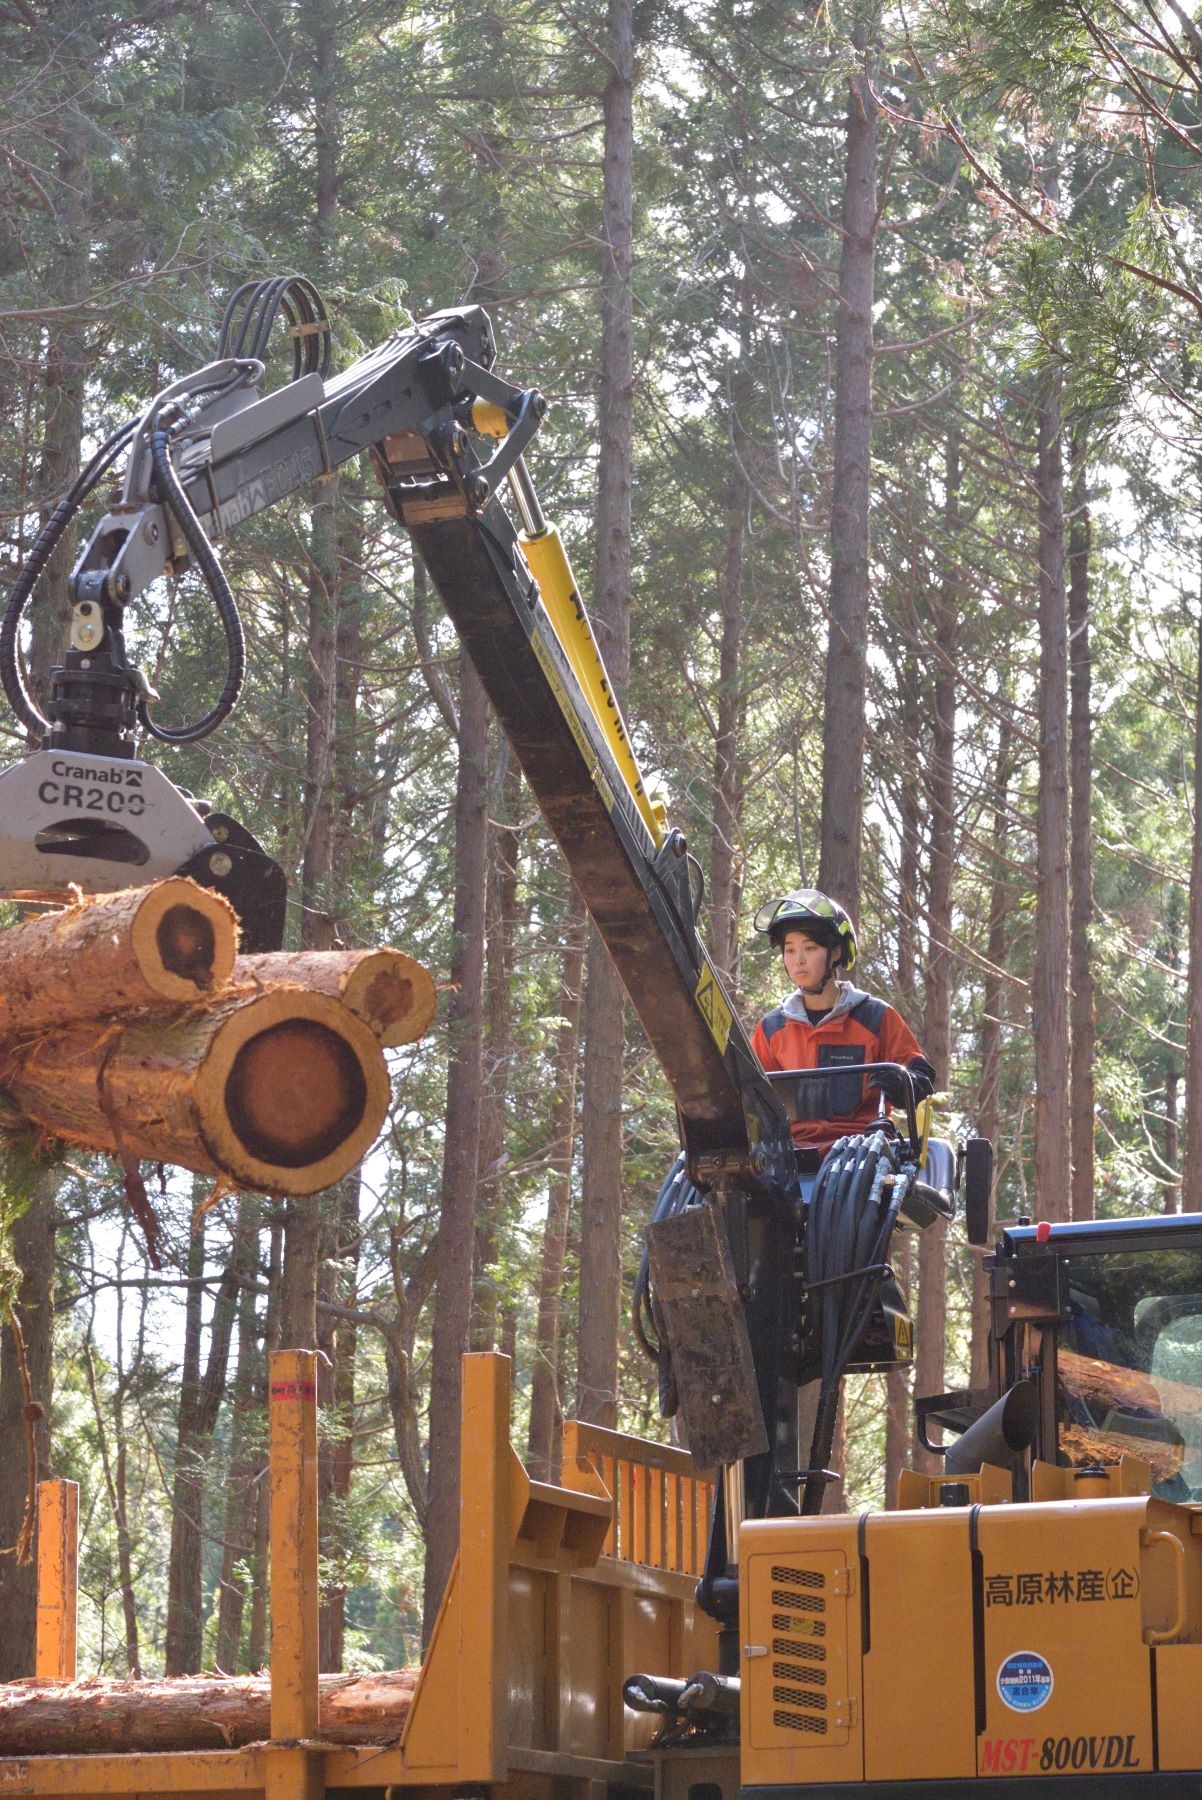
[142,425,245,743]
[0,418,138,738]
[800,1129,906,1514]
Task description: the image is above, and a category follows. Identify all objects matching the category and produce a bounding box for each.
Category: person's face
[780,929,837,991]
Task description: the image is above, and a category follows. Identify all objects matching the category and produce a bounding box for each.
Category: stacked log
[0,883,437,1199]
[0,1670,419,1752]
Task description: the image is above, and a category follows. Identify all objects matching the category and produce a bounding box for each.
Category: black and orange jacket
[751,981,934,1151]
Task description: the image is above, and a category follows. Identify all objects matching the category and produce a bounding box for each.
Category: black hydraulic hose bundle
[0,275,324,750]
[0,417,139,737]
[800,1128,907,1514]
[141,424,245,743]
[218,274,332,381]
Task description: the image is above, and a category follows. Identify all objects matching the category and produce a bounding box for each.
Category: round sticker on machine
[997,1651,1054,1713]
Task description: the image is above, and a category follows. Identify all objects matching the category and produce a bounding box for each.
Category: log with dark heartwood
[0,1671,419,1753]
[0,882,435,1200]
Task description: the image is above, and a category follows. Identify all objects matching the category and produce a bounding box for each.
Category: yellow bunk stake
[268,1350,322,1800]
[34,1478,78,1680]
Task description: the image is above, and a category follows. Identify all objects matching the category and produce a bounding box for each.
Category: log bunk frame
[1,1352,716,1800]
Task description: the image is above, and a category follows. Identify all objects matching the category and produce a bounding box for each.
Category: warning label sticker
[695,963,733,1054]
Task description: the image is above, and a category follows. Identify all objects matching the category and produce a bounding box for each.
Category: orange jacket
[751,983,933,1150]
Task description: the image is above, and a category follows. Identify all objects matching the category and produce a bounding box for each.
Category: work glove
[867,1064,911,1106]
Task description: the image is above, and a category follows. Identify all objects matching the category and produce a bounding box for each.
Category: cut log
[0,880,237,1036]
[0,988,390,1196]
[0,1670,418,1753]
[235,949,436,1047]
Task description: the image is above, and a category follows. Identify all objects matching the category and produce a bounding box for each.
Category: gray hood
[780,979,870,1026]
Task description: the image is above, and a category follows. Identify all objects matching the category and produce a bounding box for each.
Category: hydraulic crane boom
[0,288,803,1557]
[57,300,794,1178]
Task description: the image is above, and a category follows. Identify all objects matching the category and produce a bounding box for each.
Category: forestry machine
[5,275,1202,1794]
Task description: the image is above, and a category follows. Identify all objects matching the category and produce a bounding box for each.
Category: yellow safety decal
[531,628,621,825]
[532,627,599,772]
[891,1313,913,1358]
[695,963,733,1055]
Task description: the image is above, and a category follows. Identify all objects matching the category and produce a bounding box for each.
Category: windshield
[1055,1246,1202,1502]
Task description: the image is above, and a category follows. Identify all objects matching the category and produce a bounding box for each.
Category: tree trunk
[1033,373,1072,1222]
[914,428,958,1476]
[970,720,1012,1392]
[528,889,588,1481]
[885,696,922,1506]
[28,105,88,706]
[0,1172,56,1680]
[165,1200,252,1674]
[473,753,522,1352]
[1183,568,1202,1214]
[284,0,345,1348]
[247,1222,282,1671]
[577,0,635,1431]
[422,652,489,1638]
[1068,438,1095,1220]
[319,1172,361,1672]
[818,16,879,914]
[1166,1071,1181,1213]
[215,1217,264,1674]
[708,272,753,991]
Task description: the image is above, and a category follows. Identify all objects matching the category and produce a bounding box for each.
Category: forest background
[0,0,1197,1681]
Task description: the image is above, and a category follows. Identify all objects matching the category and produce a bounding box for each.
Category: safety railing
[560,1420,713,1576]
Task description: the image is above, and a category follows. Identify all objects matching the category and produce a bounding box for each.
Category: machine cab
[927,1213,1202,1500]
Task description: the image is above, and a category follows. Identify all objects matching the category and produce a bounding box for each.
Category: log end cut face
[350,949,437,1046]
[133,877,238,999]
[198,989,390,1194]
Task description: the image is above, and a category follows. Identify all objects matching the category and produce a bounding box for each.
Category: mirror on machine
[963,1135,994,1246]
[1055,1244,1202,1502]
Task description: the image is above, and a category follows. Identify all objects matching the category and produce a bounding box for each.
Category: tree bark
[0,989,389,1201]
[234,950,435,1047]
[1183,569,1202,1214]
[422,652,489,1638]
[0,880,236,1034]
[319,1171,361,1672]
[473,753,522,1352]
[0,1172,56,1680]
[577,0,635,1431]
[818,17,879,914]
[1033,373,1072,1222]
[215,1217,264,1675]
[914,427,959,1475]
[1166,1071,1181,1213]
[1068,439,1096,1220]
[165,1198,254,1674]
[0,1671,419,1752]
[164,1207,207,1676]
[247,1221,282,1671]
[708,273,753,991]
[527,889,587,1481]
[970,720,1012,1392]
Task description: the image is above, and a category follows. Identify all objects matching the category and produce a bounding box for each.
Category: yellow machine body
[739,1489,1202,1788]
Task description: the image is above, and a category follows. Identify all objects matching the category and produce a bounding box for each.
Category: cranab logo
[997,1651,1053,1713]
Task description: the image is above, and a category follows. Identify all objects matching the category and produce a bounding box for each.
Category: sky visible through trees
[0,0,1201,1674]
